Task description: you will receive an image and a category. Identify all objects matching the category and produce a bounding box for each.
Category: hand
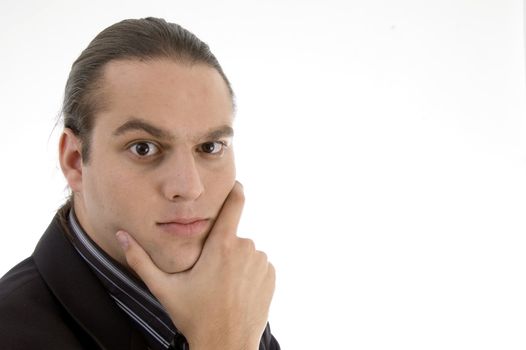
[116,182,276,350]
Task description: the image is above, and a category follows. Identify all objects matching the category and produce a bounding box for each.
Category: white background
[1,1,525,349]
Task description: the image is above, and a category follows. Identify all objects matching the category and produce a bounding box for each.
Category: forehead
[93,58,234,137]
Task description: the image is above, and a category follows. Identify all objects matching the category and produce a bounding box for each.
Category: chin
[153,249,202,274]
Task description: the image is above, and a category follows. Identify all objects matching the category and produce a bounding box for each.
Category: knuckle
[256,250,268,263]
[216,235,236,257]
[231,182,245,206]
[240,238,255,252]
[268,262,276,280]
[219,234,235,249]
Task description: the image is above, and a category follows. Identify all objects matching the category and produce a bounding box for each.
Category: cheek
[201,162,236,205]
[84,163,147,218]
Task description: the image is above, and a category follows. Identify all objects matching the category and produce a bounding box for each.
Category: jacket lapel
[33,215,148,349]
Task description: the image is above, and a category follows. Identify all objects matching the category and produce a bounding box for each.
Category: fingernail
[116,231,129,250]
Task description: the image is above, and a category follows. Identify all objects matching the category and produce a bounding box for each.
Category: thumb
[116,230,167,294]
[205,181,245,245]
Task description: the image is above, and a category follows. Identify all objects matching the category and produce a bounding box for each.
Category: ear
[59,128,84,193]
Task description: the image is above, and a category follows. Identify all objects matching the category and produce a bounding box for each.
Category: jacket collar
[32,214,147,350]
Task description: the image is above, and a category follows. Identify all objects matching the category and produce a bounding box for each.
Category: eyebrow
[112,117,234,141]
[205,125,234,140]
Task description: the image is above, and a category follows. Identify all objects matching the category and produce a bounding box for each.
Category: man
[0,17,279,350]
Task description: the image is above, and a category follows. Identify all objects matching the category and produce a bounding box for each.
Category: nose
[161,149,204,202]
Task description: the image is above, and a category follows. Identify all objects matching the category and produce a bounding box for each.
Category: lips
[156,218,210,237]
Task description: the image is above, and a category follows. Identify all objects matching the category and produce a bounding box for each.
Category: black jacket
[0,214,280,349]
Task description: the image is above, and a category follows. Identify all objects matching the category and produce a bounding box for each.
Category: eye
[129,141,160,157]
[199,141,227,155]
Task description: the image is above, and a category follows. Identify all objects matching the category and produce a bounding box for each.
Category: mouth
[156,218,210,237]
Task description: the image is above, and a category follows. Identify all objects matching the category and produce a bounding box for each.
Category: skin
[118,182,275,349]
[60,58,275,349]
[61,58,236,273]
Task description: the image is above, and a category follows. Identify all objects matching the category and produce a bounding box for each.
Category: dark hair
[62,17,234,163]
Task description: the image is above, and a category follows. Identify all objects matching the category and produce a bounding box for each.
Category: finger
[115,230,166,292]
[207,181,245,242]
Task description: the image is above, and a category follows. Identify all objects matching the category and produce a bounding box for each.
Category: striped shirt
[66,209,188,349]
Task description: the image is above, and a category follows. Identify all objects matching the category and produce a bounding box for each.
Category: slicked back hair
[62,17,234,163]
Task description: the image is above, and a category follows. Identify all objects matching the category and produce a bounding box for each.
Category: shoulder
[0,257,85,349]
[0,257,44,306]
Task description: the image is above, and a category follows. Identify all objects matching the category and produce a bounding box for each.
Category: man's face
[72,59,236,273]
